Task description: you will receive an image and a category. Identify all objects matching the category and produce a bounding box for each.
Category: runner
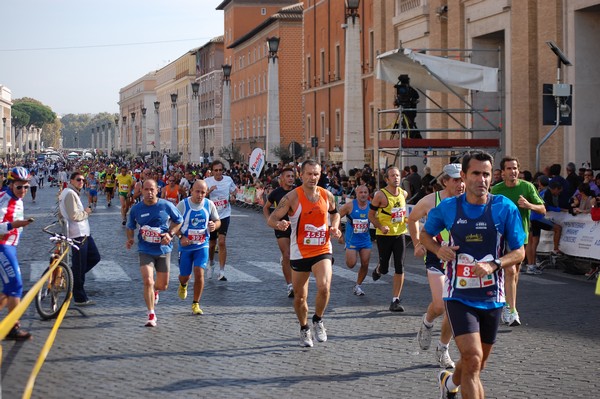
[116,166,135,225]
[104,165,117,207]
[408,163,464,369]
[420,151,525,398]
[162,175,180,205]
[205,160,237,281]
[368,166,409,311]
[267,160,341,347]
[338,184,372,296]
[125,179,183,327]
[86,169,99,209]
[175,180,221,315]
[262,167,296,297]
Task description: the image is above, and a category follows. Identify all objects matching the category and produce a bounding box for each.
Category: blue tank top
[446,195,505,308]
[179,198,211,252]
[345,199,372,250]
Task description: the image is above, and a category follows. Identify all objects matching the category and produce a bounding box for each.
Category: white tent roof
[375,48,498,95]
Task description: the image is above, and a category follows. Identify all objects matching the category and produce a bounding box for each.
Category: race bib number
[391,207,406,224]
[140,226,162,244]
[119,183,129,192]
[303,224,327,246]
[455,253,495,289]
[187,228,206,244]
[352,218,369,234]
[214,198,229,211]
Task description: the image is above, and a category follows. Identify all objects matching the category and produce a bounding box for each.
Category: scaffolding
[374,47,503,170]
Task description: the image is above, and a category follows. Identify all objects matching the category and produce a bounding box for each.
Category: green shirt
[491,179,544,244]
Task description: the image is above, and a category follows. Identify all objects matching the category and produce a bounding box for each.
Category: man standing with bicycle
[0,167,36,340]
[59,171,102,306]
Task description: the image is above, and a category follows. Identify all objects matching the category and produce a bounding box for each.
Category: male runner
[126,179,183,327]
[116,166,135,225]
[420,151,525,398]
[104,165,117,207]
[268,160,341,347]
[491,156,545,326]
[176,180,220,315]
[368,166,409,311]
[263,167,295,297]
[339,184,371,296]
[205,160,237,281]
[408,163,464,369]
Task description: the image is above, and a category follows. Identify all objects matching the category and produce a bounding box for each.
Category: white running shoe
[501,305,511,325]
[506,310,521,327]
[417,314,433,350]
[287,284,294,298]
[436,345,455,369]
[145,313,157,327]
[300,328,313,347]
[353,284,365,296]
[207,261,214,279]
[313,320,327,342]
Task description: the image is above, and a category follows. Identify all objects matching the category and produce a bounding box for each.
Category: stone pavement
[2,185,600,398]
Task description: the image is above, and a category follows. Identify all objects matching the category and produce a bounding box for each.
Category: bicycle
[34,223,82,320]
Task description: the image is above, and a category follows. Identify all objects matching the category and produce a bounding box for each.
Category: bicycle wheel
[35,261,73,320]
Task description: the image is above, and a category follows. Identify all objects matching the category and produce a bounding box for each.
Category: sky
[0,0,224,116]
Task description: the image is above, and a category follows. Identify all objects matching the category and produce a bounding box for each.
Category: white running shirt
[205,175,237,219]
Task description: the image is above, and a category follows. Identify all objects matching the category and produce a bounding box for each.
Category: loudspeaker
[592,137,600,170]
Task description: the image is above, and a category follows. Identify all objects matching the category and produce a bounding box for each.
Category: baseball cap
[443,163,462,179]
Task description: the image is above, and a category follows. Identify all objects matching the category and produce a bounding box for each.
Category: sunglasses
[213,169,223,172]
[74,178,85,182]
[15,185,30,190]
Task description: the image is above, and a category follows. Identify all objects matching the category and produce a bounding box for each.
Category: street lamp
[222,64,232,153]
[2,117,7,156]
[122,115,127,152]
[114,117,120,152]
[345,0,360,24]
[141,107,147,153]
[130,112,136,155]
[170,93,178,155]
[154,101,160,153]
[266,37,280,61]
[222,64,232,82]
[191,82,200,163]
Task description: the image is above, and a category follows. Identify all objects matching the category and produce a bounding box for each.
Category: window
[370,105,375,138]
[320,112,326,141]
[320,50,325,85]
[257,118,261,138]
[246,118,250,139]
[306,56,311,88]
[252,117,256,137]
[335,44,340,80]
[369,31,375,71]
[307,115,312,142]
[261,7,266,15]
[263,116,267,137]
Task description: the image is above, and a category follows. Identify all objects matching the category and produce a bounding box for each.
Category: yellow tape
[22,292,72,399]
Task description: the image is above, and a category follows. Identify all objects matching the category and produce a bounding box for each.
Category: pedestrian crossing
[27,259,567,286]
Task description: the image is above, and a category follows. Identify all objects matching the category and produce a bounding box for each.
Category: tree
[13,99,56,128]
[271,145,306,163]
[218,144,242,164]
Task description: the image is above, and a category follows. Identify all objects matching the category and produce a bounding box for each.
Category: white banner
[248,148,265,177]
[538,212,600,260]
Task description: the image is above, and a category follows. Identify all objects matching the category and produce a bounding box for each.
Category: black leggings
[376,235,406,274]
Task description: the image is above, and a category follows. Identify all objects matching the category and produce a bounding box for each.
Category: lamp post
[122,115,127,153]
[130,112,136,156]
[114,117,120,152]
[2,117,6,156]
[222,64,232,153]
[141,107,147,153]
[170,93,178,155]
[191,82,200,164]
[266,37,281,164]
[154,101,160,153]
[343,0,364,170]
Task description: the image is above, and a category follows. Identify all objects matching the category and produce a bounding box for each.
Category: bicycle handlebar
[42,223,82,250]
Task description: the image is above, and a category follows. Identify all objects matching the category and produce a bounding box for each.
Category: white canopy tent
[375,48,499,94]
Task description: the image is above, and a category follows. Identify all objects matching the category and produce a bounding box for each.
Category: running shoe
[501,305,511,325]
[372,264,382,281]
[300,328,314,347]
[507,310,521,327]
[217,272,227,281]
[313,320,327,342]
[526,265,543,275]
[73,299,96,306]
[178,283,188,300]
[417,314,433,350]
[122,219,126,226]
[5,324,32,341]
[192,302,203,315]
[145,313,157,327]
[287,284,294,298]
[389,298,405,312]
[154,290,160,305]
[436,345,456,369]
[438,370,459,398]
[353,284,365,296]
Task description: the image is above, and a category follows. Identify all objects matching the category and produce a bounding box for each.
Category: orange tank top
[289,186,332,260]
[164,185,179,204]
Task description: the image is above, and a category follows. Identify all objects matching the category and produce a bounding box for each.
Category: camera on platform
[394,74,419,108]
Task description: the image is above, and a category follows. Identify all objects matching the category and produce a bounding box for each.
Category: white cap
[443,163,462,178]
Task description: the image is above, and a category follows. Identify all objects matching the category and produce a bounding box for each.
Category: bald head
[190,179,209,203]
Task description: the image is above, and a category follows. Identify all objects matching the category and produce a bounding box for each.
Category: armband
[369,204,379,211]
[328,208,339,215]
[7,222,12,231]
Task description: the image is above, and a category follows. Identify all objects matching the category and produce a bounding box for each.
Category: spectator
[406,165,422,204]
[565,162,581,196]
[548,163,571,209]
[491,168,503,186]
[421,166,434,188]
[571,183,596,215]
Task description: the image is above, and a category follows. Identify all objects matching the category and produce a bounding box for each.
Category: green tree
[219,144,242,164]
[13,99,56,128]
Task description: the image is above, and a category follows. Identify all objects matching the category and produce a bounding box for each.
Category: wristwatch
[492,258,502,272]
